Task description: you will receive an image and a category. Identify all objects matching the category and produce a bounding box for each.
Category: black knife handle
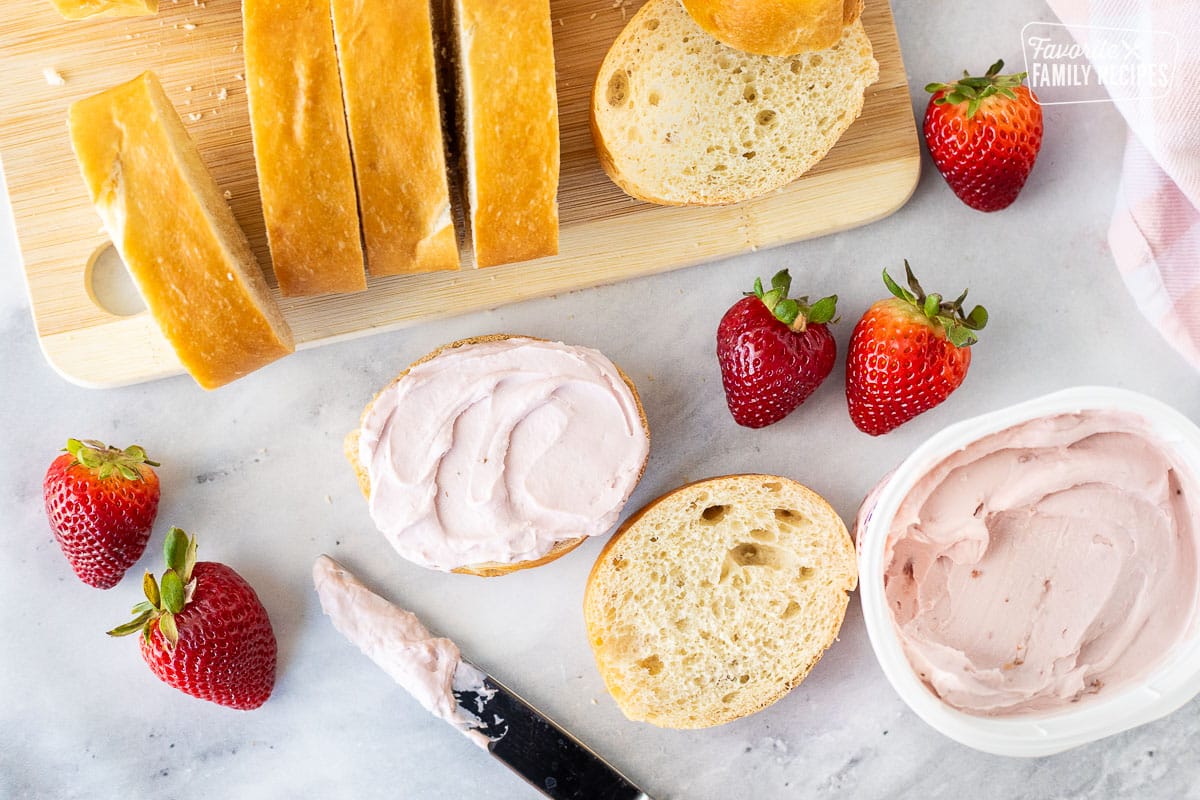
[455,675,654,800]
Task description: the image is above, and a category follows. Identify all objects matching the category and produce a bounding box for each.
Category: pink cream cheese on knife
[884,409,1200,716]
[357,338,648,571]
[312,555,494,746]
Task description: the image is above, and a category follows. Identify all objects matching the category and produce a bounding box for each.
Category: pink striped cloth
[1045,0,1200,368]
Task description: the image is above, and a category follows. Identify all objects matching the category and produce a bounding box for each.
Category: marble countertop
[4,2,1200,798]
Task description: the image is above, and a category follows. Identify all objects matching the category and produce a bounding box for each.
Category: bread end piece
[68,71,294,390]
[592,0,878,206]
[585,475,857,728]
[345,334,649,576]
[451,0,560,268]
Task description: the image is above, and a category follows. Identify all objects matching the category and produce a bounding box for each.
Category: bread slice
[584,475,857,728]
[68,71,294,390]
[243,0,366,295]
[680,0,845,57]
[592,0,879,206]
[50,0,155,18]
[448,0,559,268]
[345,335,650,577]
[330,0,459,275]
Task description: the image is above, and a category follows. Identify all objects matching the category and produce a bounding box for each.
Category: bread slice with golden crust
[244,0,366,295]
[345,335,649,577]
[330,0,459,275]
[592,0,878,206]
[448,0,560,268]
[584,475,857,728]
[68,71,294,390]
[681,0,845,57]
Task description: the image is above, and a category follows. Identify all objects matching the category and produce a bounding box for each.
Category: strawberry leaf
[143,571,160,607]
[751,277,764,299]
[107,611,153,638]
[774,298,800,326]
[158,613,179,648]
[770,270,791,296]
[164,528,188,575]
[160,569,185,615]
[923,294,940,318]
[130,600,155,616]
[966,305,989,329]
[945,322,979,348]
[882,269,914,303]
[183,536,198,584]
[807,296,838,325]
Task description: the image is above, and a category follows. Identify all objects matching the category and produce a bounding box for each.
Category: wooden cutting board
[1,0,918,388]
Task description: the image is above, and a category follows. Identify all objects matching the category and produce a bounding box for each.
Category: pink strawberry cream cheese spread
[883,409,1200,716]
[358,338,648,571]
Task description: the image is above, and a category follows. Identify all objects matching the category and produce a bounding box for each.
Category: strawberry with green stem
[845,262,988,435]
[924,59,1043,212]
[109,528,277,710]
[717,269,838,428]
[43,438,160,589]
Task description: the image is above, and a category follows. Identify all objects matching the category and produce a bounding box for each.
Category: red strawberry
[846,262,988,435]
[717,269,838,428]
[924,60,1043,212]
[109,528,277,710]
[43,438,161,589]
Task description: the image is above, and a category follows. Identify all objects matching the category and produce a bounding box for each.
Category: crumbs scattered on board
[42,68,66,87]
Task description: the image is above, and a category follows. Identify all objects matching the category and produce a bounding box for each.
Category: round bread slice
[584,475,856,728]
[346,335,650,577]
[681,0,847,57]
[591,0,879,206]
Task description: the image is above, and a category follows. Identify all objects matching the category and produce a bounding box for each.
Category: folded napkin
[1046,0,1200,368]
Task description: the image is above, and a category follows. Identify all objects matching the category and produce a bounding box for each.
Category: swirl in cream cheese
[884,410,1199,716]
[358,338,649,571]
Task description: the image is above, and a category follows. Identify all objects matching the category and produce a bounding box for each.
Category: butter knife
[312,556,654,800]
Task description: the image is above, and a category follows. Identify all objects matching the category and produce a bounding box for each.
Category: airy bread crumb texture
[593,0,879,205]
[585,475,857,728]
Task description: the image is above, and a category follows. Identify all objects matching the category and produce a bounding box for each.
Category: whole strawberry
[717,269,838,428]
[109,528,277,710]
[846,262,987,435]
[924,60,1043,212]
[43,438,160,589]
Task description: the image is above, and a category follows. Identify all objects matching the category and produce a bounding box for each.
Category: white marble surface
[4,2,1200,798]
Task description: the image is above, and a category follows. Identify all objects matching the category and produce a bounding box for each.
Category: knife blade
[312,556,654,800]
[451,661,653,800]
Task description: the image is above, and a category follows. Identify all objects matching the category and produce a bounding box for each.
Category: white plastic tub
[855,386,1200,757]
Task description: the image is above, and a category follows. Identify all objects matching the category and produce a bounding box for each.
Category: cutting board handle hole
[85,244,145,317]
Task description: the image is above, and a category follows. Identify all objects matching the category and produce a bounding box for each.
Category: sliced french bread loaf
[592,0,878,206]
[584,475,857,729]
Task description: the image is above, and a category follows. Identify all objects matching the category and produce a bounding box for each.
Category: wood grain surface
[0,0,918,388]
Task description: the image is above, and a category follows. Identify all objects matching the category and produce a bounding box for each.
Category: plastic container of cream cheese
[855,386,1200,757]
